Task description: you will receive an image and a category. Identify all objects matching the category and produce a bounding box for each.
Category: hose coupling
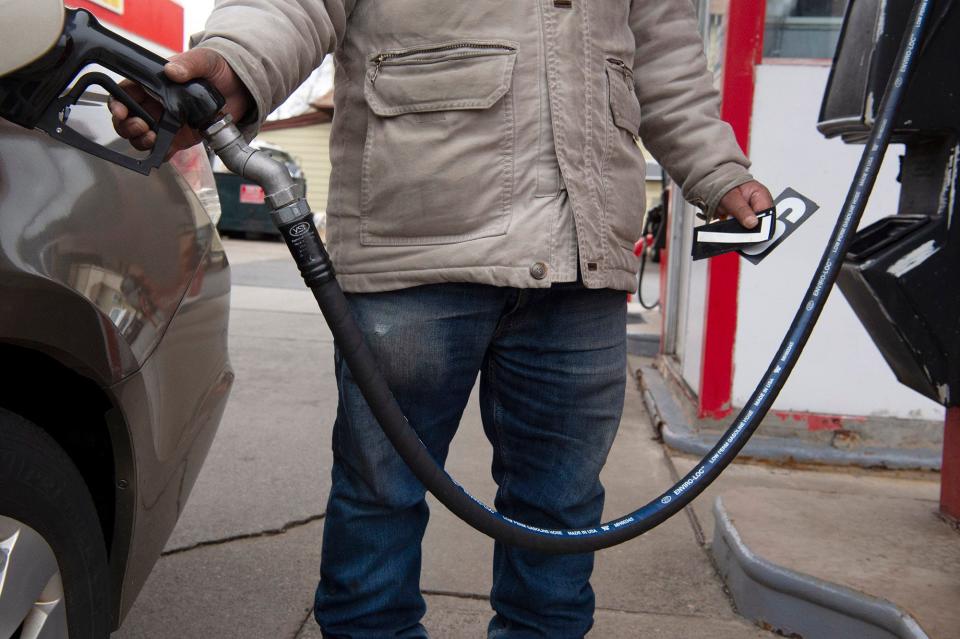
[273,199,336,288]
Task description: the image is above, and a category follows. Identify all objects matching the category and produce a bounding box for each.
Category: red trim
[942,407,960,521]
[769,410,867,432]
[697,0,766,419]
[699,254,739,418]
[70,0,184,52]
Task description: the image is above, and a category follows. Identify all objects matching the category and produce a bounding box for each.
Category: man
[113,1,772,637]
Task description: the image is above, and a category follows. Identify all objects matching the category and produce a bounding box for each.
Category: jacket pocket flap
[365,41,518,117]
[606,62,642,136]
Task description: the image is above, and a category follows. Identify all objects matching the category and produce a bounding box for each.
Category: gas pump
[818,0,959,520]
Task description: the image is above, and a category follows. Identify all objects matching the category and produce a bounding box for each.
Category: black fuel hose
[294,0,933,553]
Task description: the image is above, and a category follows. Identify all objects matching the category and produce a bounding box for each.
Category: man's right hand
[109,48,253,156]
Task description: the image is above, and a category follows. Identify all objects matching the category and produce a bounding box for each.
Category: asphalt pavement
[113,238,770,639]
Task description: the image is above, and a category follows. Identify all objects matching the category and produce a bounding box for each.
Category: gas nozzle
[202,114,335,289]
[0,8,225,175]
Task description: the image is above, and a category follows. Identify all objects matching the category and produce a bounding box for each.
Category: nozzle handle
[67,8,225,129]
[4,8,229,174]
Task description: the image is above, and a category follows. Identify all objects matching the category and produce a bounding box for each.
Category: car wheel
[0,408,111,638]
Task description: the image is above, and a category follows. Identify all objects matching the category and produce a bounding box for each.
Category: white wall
[175,0,215,48]
[735,63,943,420]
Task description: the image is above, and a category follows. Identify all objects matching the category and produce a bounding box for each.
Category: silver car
[0,85,233,638]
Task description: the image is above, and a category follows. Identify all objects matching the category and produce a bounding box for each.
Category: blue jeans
[315,282,626,638]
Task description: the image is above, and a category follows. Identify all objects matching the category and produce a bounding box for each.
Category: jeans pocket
[360,40,518,246]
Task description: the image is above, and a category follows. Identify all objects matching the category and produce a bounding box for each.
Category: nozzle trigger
[37,71,176,176]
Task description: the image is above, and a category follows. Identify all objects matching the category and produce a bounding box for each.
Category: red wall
[71,0,184,52]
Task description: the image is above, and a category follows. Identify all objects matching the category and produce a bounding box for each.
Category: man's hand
[109,48,252,156]
[716,180,775,229]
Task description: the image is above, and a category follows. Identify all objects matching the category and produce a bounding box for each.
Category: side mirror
[0,0,65,76]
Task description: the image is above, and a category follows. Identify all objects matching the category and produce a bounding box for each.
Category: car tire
[0,408,111,638]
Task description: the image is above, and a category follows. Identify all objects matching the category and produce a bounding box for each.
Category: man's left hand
[716,180,775,229]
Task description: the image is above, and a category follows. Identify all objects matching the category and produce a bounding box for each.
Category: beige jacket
[194,0,752,292]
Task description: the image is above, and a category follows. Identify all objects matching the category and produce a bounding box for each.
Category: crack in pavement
[232,333,334,344]
[292,606,316,639]
[422,589,489,602]
[160,513,326,557]
[629,369,745,617]
[631,368,710,547]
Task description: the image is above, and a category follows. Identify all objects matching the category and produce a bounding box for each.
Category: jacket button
[530,262,548,280]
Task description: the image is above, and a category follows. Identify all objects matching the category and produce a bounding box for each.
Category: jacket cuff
[192,36,267,140]
[687,162,755,220]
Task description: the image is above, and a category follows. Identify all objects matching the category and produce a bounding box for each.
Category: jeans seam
[486,352,513,604]
[491,289,525,340]
[487,354,512,500]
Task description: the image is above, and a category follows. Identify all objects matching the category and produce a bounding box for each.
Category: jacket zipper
[606,57,632,75]
[372,42,516,86]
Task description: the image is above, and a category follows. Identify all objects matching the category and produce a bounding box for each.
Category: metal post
[942,407,960,522]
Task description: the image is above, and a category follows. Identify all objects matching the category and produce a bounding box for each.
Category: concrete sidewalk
[634,358,958,638]
[114,239,769,638]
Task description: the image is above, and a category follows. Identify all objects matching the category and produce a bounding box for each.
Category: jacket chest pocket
[360,41,518,246]
[602,58,646,250]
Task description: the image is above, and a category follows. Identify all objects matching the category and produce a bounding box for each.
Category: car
[0,88,233,638]
[211,140,309,239]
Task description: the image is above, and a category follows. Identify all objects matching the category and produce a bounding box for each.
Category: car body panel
[106,234,231,620]
[0,120,205,379]
[0,113,233,627]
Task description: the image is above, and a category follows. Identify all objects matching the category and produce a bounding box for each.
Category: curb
[638,365,942,471]
[711,497,929,639]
